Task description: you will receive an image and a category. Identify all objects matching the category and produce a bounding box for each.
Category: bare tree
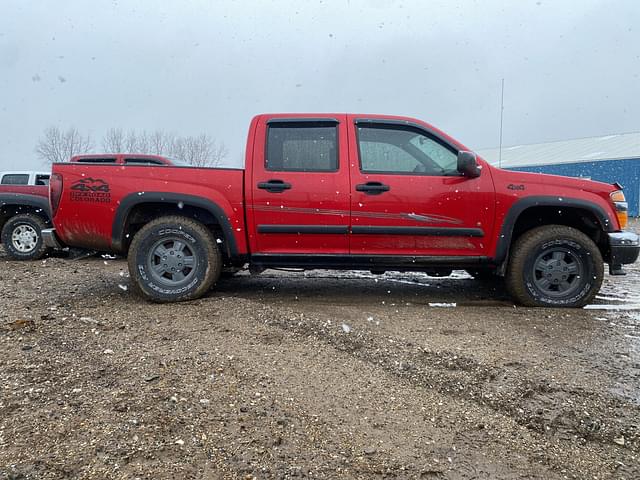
[99,128,228,166]
[169,134,228,167]
[210,140,229,167]
[36,126,94,164]
[137,131,150,154]
[149,130,173,155]
[102,128,125,152]
[124,130,138,152]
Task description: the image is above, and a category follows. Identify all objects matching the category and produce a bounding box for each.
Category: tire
[127,216,222,302]
[1,213,51,260]
[506,225,603,308]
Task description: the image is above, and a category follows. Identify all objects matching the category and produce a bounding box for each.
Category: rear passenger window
[1,174,29,185]
[266,123,338,172]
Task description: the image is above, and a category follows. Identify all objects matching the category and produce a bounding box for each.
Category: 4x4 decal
[70,178,111,203]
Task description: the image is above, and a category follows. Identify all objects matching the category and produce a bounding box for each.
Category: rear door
[347,118,495,257]
[249,116,351,254]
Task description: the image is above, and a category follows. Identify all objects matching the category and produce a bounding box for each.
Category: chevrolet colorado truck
[45,114,639,307]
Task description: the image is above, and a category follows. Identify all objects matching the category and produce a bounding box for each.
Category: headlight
[610,190,628,229]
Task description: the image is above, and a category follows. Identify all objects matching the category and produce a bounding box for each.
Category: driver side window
[357,124,458,175]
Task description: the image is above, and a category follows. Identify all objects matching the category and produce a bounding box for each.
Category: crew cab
[45,114,639,307]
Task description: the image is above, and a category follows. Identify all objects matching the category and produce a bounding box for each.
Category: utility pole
[498,78,505,168]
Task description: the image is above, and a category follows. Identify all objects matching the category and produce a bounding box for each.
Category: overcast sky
[1,0,638,170]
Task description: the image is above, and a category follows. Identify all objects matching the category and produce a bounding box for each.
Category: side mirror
[457,151,481,178]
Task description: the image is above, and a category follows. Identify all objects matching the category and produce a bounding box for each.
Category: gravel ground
[1,221,639,479]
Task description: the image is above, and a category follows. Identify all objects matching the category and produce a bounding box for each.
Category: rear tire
[506,225,603,307]
[1,213,51,260]
[127,216,222,302]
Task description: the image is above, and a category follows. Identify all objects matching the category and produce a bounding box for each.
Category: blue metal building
[477,132,640,216]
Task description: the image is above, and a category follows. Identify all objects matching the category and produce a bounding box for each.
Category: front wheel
[1,213,51,260]
[127,216,222,302]
[506,225,603,307]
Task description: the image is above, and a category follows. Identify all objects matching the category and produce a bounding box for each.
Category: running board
[249,254,490,272]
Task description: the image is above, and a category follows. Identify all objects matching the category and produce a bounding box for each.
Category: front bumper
[42,228,64,249]
[607,230,639,273]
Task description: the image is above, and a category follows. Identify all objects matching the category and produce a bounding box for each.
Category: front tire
[1,213,51,260]
[127,216,222,302]
[506,225,603,308]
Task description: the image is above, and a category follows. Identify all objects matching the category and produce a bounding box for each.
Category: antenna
[498,78,505,168]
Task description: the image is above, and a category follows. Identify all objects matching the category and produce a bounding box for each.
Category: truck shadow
[213,270,513,307]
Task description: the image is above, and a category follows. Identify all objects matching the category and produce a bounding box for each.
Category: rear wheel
[1,213,51,260]
[506,225,603,307]
[127,216,222,302]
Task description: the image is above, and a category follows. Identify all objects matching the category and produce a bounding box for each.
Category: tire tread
[127,215,221,302]
[1,213,50,260]
[506,225,603,307]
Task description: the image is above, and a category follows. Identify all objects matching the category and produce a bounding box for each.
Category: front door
[347,118,495,257]
[249,116,351,254]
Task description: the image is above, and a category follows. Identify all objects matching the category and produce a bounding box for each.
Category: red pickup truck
[45,114,639,307]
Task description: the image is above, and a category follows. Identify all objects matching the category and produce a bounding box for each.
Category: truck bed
[52,163,246,252]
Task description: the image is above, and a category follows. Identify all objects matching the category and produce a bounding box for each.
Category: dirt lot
[1,222,639,479]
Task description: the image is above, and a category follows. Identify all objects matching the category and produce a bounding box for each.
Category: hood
[491,166,618,196]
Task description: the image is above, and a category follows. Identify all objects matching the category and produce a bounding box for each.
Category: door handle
[257,179,292,193]
[356,182,390,195]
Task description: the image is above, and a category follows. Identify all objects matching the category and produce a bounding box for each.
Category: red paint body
[0,185,49,198]
[50,114,623,264]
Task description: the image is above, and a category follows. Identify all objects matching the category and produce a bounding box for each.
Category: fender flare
[111,192,238,256]
[493,196,614,265]
[0,193,51,220]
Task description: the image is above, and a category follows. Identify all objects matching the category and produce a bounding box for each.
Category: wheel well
[510,206,607,255]
[122,203,230,258]
[0,205,50,234]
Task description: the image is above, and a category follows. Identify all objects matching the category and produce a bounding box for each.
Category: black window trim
[265,120,340,173]
[354,119,461,177]
[267,117,340,125]
[73,157,118,164]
